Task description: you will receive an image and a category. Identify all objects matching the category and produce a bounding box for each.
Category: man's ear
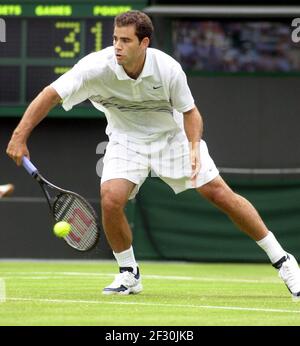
[141,37,150,49]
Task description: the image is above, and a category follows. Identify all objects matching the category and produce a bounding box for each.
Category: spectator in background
[0,184,14,198]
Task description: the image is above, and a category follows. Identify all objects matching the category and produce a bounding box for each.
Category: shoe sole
[292,294,300,302]
[102,283,143,296]
[278,257,300,302]
[281,282,300,302]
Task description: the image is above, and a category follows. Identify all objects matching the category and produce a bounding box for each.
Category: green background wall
[131,177,300,262]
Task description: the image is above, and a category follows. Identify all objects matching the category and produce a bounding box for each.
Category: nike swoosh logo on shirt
[153,86,162,89]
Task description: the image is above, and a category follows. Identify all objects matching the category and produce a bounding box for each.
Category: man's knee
[198,178,234,207]
[101,185,126,214]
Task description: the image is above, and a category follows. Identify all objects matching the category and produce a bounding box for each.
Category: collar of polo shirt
[114,49,154,81]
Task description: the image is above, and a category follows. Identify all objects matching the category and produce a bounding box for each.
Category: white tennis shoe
[274,254,300,301]
[102,267,143,295]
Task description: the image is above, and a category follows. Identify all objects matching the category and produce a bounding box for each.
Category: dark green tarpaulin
[129,177,300,262]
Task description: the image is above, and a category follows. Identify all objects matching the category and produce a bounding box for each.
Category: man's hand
[183,106,203,187]
[190,144,201,187]
[6,133,30,166]
[6,86,61,166]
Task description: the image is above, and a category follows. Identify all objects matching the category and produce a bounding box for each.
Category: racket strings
[53,193,99,251]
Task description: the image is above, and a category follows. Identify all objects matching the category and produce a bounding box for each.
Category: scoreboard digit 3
[0,0,146,117]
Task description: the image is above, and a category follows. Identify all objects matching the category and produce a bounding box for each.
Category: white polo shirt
[51,46,195,143]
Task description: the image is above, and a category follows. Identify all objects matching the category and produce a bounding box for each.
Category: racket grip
[22,157,38,176]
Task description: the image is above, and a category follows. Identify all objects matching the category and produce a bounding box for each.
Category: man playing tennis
[7,11,300,299]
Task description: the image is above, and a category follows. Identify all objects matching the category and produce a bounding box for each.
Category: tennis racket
[22,156,100,251]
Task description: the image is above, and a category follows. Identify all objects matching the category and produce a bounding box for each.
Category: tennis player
[6,11,300,299]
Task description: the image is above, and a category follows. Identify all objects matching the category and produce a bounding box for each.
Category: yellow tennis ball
[53,221,71,238]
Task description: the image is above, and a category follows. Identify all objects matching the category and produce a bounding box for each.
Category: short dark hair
[114,10,154,43]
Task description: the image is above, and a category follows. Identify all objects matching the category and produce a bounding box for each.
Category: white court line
[0,272,281,284]
[7,297,300,315]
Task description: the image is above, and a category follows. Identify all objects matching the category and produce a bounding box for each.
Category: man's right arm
[6,85,62,166]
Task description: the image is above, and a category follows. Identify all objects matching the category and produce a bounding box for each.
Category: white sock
[256,231,286,264]
[113,246,137,273]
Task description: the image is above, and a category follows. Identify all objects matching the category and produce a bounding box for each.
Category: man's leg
[197,176,268,241]
[101,178,142,295]
[101,178,135,253]
[197,175,300,300]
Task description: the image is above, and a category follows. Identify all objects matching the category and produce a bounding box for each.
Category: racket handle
[22,157,38,176]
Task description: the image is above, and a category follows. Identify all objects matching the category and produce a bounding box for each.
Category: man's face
[113,25,146,66]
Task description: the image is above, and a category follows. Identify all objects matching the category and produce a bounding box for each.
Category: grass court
[0,260,300,326]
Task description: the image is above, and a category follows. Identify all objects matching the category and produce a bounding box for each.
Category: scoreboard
[0,0,147,117]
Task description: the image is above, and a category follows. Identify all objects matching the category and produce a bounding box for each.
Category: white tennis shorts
[101,131,219,199]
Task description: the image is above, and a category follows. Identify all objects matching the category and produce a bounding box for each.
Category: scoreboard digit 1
[0,0,146,118]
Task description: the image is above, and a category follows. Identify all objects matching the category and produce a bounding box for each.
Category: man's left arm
[183,106,203,185]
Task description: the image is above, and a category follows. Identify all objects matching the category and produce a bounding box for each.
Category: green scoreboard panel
[0,0,147,117]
